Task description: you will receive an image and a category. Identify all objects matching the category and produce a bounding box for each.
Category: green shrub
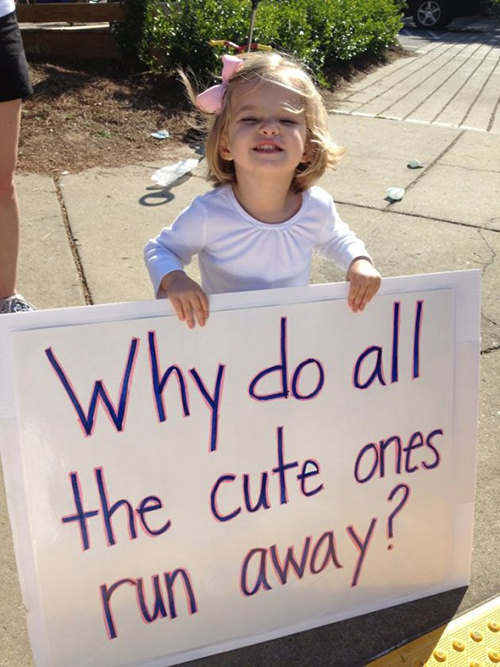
[118,0,403,83]
[114,0,152,70]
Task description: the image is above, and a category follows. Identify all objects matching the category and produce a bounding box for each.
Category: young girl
[144,51,381,328]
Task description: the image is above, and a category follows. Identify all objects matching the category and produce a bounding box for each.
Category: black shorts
[0,11,33,103]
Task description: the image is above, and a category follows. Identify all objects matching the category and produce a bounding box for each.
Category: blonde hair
[181,52,343,193]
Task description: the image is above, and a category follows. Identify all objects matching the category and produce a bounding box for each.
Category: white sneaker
[0,294,35,314]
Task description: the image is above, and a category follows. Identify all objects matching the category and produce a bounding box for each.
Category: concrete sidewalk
[2,23,500,667]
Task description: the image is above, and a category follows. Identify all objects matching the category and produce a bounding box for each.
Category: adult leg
[0,97,22,299]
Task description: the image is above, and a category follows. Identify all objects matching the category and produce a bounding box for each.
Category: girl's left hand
[346,258,382,313]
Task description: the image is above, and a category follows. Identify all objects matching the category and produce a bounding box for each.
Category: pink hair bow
[195,55,243,114]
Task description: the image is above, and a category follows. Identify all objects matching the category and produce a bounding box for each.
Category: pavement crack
[477,228,498,331]
[53,176,93,305]
[477,228,497,275]
[481,344,500,354]
[382,130,465,211]
[435,162,500,175]
[482,313,498,326]
[338,199,500,233]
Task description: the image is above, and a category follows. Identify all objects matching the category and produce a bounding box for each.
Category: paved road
[332,14,500,134]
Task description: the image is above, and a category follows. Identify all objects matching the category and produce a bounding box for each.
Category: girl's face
[219,78,309,183]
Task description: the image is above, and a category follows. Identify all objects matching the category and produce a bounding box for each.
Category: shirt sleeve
[315,195,371,271]
[144,198,207,296]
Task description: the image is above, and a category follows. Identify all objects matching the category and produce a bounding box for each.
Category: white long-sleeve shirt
[144,184,371,296]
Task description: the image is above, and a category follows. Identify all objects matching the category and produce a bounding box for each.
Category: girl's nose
[259,120,279,135]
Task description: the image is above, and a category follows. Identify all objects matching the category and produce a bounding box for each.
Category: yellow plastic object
[367,596,500,667]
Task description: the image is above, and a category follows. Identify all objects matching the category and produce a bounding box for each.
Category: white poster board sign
[0,272,480,667]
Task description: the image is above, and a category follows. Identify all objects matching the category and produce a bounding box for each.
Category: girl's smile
[253,142,283,152]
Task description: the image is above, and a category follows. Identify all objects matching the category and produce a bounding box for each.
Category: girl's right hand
[158,271,209,328]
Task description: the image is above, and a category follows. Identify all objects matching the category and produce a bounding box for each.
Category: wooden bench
[17,1,127,60]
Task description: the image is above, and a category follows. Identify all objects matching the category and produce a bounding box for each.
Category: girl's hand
[158,271,209,328]
[346,258,381,313]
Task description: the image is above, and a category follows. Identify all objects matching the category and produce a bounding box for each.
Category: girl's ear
[301,136,313,164]
[219,135,233,161]
[301,144,312,164]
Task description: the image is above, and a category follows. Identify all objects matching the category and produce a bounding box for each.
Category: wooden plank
[16,3,126,24]
[21,29,121,60]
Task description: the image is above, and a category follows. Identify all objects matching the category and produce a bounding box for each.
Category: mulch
[18,60,201,174]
